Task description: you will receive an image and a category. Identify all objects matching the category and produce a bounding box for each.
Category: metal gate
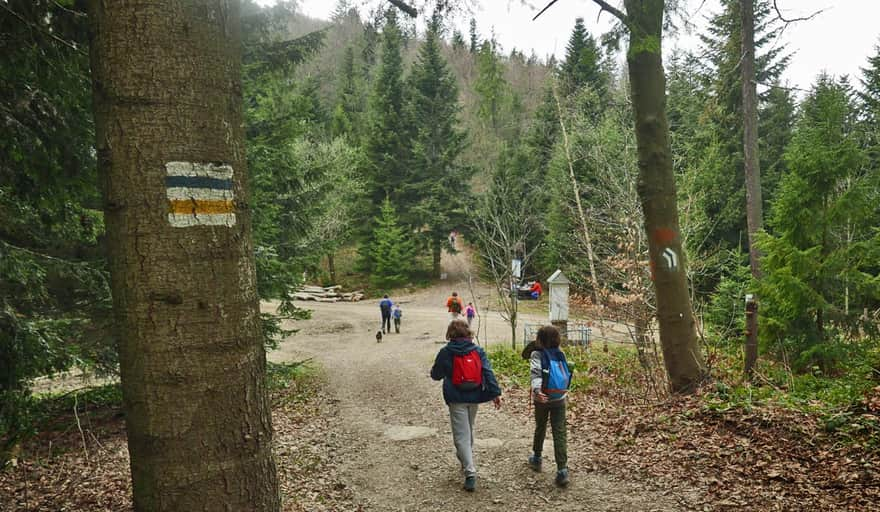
[523,322,591,348]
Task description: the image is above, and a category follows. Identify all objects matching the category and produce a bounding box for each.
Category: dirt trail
[266,247,688,511]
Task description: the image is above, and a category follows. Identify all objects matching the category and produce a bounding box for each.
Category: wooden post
[745,294,758,378]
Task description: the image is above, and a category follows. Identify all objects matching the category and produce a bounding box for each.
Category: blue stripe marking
[165,175,233,190]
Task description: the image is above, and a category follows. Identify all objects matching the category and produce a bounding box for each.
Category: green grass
[488,343,667,400]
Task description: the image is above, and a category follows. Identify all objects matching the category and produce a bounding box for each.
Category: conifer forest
[1,0,879,510]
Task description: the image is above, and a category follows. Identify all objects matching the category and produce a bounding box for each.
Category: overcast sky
[258,0,880,93]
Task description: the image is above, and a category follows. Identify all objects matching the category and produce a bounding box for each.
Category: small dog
[376,330,383,343]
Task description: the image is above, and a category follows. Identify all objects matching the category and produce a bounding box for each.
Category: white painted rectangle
[165,161,234,180]
[167,212,237,228]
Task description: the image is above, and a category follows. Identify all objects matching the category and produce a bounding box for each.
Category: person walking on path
[430,320,502,492]
[392,303,402,333]
[379,295,393,334]
[464,302,476,328]
[526,325,572,487]
[446,291,464,322]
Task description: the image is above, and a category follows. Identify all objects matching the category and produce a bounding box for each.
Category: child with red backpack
[527,325,572,487]
[430,320,502,492]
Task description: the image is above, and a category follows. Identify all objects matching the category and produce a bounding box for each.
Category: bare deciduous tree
[469,176,540,349]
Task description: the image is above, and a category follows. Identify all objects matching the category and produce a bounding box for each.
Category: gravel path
[266,247,687,511]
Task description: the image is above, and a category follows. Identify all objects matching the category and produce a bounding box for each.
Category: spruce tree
[859,41,880,128]
[451,30,466,51]
[560,17,606,99]
[468,18,479,53]
[758,82,796,211]
[759,75,878,371]
[368,198,416,288]
[692,0,790,251]
[331,46,361,139]
[364,8,409,210]
[474,39,507,131]
[406,12,469,276]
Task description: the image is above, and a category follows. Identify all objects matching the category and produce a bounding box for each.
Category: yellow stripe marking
[169,199,235,215]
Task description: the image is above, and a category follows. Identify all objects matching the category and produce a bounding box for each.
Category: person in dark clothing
[379,295,393,334]
[430,320,502,492]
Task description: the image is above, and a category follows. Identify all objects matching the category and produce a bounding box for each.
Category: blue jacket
[430,338,502,405]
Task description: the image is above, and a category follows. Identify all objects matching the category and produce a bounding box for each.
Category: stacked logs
[292,285,364,303]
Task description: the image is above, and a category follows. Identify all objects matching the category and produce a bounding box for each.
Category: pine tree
[758,82,795,211]
[406,12,470,277]
[368,198,416,288]
[859,41,880,164]
[451,29,466,51]
[474,39,507,131]
[692,0,790,251]
[759,75,878,371]
[468,18,479,53]
[364,8,409,210]
[560,17,606,99]
[859,41,880,128]
[330,46,361,139]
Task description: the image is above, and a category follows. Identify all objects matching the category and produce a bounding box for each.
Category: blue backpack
[540,348,572,400]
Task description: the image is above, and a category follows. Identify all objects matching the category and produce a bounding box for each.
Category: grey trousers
[448,403,479,477]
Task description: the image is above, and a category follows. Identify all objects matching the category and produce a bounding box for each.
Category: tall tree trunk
[432,236,442,278]
[622,0,706,393]
[87,2,280,510]
[741,0,762,378]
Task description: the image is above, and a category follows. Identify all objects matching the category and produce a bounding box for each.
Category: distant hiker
[446,292,464,322]
[379,295,393,334]
[530,280,543,300]
[527,325,572,487]
[430,320,502,492]
[449,230,457,249]
[392,304,403,333]
[465,302,476,328]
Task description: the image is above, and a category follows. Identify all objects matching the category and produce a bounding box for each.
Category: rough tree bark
[586,0,706,392]
[87,1,280,510]
[741,0,762,378]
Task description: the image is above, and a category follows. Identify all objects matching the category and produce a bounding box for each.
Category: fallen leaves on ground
[503,383,880,511]
[0,383,361,511]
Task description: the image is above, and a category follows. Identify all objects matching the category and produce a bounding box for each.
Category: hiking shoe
[528,454,542,472]
[555,468,570,487]
[464,475,476,492]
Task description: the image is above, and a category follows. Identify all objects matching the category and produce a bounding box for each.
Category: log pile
[292,285,364,303]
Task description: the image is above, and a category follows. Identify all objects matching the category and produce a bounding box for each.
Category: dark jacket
[430,338,502,405]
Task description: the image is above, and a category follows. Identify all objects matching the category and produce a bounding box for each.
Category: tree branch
[388,0,418,18]
[588,0,627,25]
[772,0,824,23]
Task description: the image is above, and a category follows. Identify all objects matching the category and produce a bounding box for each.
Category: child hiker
[527,325,572,487]
[465,302,476,328]
[430,320,502,492]
[392,303,402,333]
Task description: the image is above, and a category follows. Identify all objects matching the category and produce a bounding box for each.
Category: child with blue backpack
[527,325,572,487]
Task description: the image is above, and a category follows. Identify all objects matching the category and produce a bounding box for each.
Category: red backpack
[451,350,483,391]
